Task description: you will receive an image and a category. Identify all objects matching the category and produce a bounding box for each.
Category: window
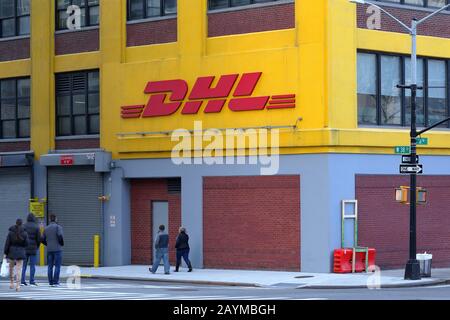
[209,0,279,10]
[0,77,30,139]
[375,0,450,8]
[127,0,177,21]
[56,70,99,136]
[0,0,30,38]
[357,52,449,128]
[56,0,99,31]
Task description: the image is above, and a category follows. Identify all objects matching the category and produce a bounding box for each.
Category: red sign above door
[60,155,74,166]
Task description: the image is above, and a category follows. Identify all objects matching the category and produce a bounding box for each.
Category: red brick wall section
[130,179,181,265]
[0,141,30,152]
[126,19,177,47]
[356,175,450,270]
[357,4,450,39]
[203,175,300,271]
[55,138,100,150]
[55,29,99,55]
[208,3,295,37]
[0,38,30,62]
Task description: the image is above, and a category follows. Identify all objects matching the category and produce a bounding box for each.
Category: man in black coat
[21,213,41,286]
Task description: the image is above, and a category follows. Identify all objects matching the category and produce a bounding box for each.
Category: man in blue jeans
[21,213,42,286]
[42,214,64,287]
[149,225,170,275]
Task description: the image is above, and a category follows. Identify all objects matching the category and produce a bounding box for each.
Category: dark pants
[47,251,62,285]
[176,249,192,270]
[21,253,37,284]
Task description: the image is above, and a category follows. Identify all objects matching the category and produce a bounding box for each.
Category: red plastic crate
[333,248,376,273]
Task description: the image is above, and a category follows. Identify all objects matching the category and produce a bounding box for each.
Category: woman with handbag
[4,219,29,292]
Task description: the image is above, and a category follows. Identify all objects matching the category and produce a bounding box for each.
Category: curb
[33,274,261,287]
[297,279,447,289]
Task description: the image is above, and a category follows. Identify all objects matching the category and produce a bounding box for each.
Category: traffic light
[395,186,427,204]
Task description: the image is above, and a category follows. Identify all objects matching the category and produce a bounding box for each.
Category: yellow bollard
[94,235,100,268]
[39,244,45,266]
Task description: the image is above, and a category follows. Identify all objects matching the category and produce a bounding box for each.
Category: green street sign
[395,146,411,154]
[417,138,428,145]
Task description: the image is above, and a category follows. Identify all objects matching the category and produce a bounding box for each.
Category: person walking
[149,224,170,275]
[3,219,29,292]
[42,214,64,287]
[174,227,192,272]
[21,213,41,287]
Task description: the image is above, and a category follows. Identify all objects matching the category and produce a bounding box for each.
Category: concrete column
[103,168,131,266]
[181,174,203,268]
[300,155,332,273]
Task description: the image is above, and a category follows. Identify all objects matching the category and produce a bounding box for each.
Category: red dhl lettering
[121,72,296,118]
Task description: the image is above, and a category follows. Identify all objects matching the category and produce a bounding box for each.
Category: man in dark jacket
[4,219,28,291]
[174,227,192,272]
[42,214,64,287]
[149,225,170,274]
[21,213,41,286]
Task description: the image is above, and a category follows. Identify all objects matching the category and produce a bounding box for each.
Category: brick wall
[126,19,177,47]
[356,175,450,270]
[55,29,99,55]
[208,3,295,37]
[0,141,30,152]
[55,138,100,150]
[130,179,181,265]
[203,175,300,271]
[0,38,30,62]
[357,4,450,38]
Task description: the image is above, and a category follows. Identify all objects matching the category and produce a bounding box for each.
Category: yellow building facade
[1,0,450,271]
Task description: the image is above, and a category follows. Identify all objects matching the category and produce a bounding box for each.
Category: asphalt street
[0,279,449,300]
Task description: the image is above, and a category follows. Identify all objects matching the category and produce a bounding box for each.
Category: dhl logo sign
[121,72,296,118]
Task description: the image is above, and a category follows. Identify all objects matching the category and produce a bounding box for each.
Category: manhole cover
[294,276,314,279]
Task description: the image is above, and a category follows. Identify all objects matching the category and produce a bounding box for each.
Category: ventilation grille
[55,74,71,93]
[56,73,88,94]
[167,178,181,194]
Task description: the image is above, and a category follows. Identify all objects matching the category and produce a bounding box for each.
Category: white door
[152,201,169,264]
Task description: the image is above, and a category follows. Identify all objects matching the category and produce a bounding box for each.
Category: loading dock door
[0,167,30,246]
[47,166,103,266]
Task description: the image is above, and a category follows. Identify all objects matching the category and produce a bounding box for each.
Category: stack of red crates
[333,248,376,273]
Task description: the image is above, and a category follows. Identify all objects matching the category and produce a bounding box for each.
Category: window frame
[357,50,450,129]
[0,76,31,140]
[127,0,177,21]
[55,70,100,137]
[55,0,100,31]
[375,0,450,9]
[0,0,30,38]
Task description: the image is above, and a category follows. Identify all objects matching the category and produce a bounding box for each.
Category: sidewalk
[30,265,450,289]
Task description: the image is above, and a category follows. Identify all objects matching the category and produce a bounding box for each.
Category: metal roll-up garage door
[48,166,103,266]
[0,167,31,247]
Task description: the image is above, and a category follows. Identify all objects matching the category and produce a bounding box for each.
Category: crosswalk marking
[0,280,329,300]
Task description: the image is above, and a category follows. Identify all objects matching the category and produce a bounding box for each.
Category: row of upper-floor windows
[0,0,288,38]
[0,70,99,140]
[357,52,450,128]
[375,0,449,8]
[2,55,449,140]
